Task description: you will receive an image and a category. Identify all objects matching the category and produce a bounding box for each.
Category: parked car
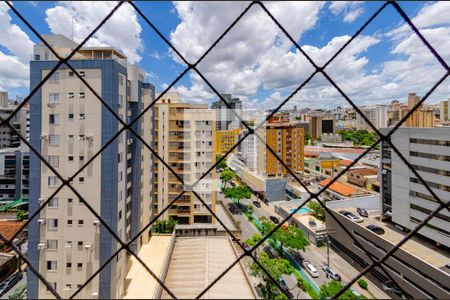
[302,261,319,278]
[322,265,341,281]
[339,210,351,216]
[346,213,364,223]
[252,201,261,208]
[357,207,369,217]
[269,216,280,224]
[350,287,361,297]
[366,224,385,235]
[0,272,22,297]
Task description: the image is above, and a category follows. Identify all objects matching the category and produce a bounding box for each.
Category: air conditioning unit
[37,219,45,224]
[37,243,46,250]
[79,116,85,120]
[79,136,86,141]
[40,135,47,140]
[92,292,98,298]
[84,243,92,249]
[47,103,56,108]
[85,135,94,141]
[92,220,100,226]
[65,242,73,248]
[127,138,133,145]
[38,197,45,202]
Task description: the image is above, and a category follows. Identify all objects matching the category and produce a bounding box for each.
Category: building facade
[215,128,240,156]
[390,93,434,128]
[309,114,335,139]
[28,35,154,299]
[440,99,449,122]
[0,146,29,201]
[257,122,304,177]
[380,127,450,248]
[355,105,389,131]
[210,94,242,131]
[0,92,29,149]
[155,93,217,224]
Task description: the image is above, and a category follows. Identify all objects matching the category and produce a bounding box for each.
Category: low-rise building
[318,178,373,201]
[347,167,378,188]
[326,199,450,299]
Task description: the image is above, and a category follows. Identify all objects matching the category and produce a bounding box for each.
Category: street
[219,185,389,299]
[1,270,26,299]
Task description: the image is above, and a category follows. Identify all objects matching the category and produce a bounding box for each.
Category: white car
[302,261,319,278]
[346,213,363,223]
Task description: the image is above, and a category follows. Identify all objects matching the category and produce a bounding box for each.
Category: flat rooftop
[124,235,172,299]
[161,236,254,299]
[336,207,450,271]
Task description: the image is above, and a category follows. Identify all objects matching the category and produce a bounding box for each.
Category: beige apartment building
[29,35,154,299]
[390,93,434,128]
[155,92,217,224]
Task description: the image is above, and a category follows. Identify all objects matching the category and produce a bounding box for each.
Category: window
[119,75,124,86]
[49,72,59,84]
[47,219,58,229]
[64,284,72,291]
[68,198,73,204]
[48,156,59,167]
[67,220,73,225]
[79,156,85,161]
[48,197,58,208]
[78,220,84,226]
[77,263,83,270]
[49,93,59,104]
[119,95,124,106]
[68,156,74,162]
[48,176,60,187]
[69,71,74,77]
[79,177,84,183]
[79,92,85,98]
[79,113,85,120]
[66,262,72,268]
[46,240,58,250]
[118,210,122,220]
[49,135,59,146]
[68,113,74,120]
[68,92,74,98]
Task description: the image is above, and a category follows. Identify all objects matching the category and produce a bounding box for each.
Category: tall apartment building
[440,99,449,122]
[239,128,258,171]
[380,128,449,248]
[355,105,389,131]
[155,92,216,224]
[257,121,304,177]
[210,94,243,131]
[0,145,29,200]
[215,128,240,156]
[28,35,154,299]
[390,93,434,127]
[0,91,29,149]
[309,114,335,139]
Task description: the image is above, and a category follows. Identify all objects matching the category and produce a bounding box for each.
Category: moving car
[357,207,369,217]
[302,261,319,278]
[366,224,385,235]
[252,201,261,208]
[269,216,280,224]
[322,265,341,281]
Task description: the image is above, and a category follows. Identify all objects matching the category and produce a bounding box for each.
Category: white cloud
[45,1,143,63]
[0,2,34,90]
[329,1,365,24]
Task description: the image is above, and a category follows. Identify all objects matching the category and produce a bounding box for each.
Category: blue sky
[1,1,449,109]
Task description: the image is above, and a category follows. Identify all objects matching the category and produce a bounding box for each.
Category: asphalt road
[1,271,26,299]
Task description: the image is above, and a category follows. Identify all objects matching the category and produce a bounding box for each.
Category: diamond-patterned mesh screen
[0,1,449,299]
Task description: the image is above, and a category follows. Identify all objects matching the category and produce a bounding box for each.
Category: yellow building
[155,92,217,224]
[216,128,241,155]
[257,121,304,177]
[390,93,434,128]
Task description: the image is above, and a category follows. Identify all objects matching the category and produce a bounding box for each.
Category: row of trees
[337,129,378,146]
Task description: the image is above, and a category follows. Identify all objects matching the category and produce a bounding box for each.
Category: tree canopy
[216,154,227,169]
[307,200,325,222]
[260,217,310,251]
[245,233,262,247]
[220,168,235,187]
[223,185,252,202]
[319,280,361,299]
[337,129,378,147]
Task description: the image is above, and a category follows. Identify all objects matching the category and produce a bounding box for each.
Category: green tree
[307,200,325,222]
[245,233,262,247]
[304,132,311,145]
[216,154,227,169]
[16,210,27,221]
[358,279,368,290]
[319,280,360,299]
[251,251,295,299]
[223,185,252,205]
[220,168,235,188]
[154,219,178,233]
[260,217,310,251]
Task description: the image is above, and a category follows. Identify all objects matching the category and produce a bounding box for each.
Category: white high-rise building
[356,105,389,131]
